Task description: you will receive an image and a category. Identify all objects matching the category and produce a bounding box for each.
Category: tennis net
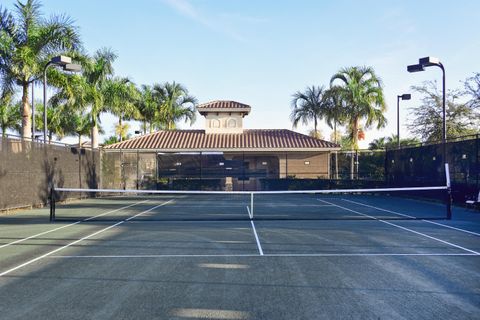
[50,185,451,222]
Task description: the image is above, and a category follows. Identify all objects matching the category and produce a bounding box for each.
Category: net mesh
[51,186,450,222]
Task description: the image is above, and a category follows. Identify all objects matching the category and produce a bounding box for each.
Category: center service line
[0,200,173,278]
[250,220,264,256]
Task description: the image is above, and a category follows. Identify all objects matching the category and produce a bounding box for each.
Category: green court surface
[1,198,479,319]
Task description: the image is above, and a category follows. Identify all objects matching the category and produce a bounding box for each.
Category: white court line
[250,220,264,255]
[246,206,252,219]
[342,198,480,237]
[0,200,172,277]
[46,252,478,258]
[0,200,149,250]
[318,199,480,255]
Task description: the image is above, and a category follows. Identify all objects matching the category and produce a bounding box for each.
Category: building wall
[204,112,244,134]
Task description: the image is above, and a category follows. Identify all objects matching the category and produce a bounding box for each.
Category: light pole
[407,56,450,219]
[407,57,446,144]
[43,56,82,143]
[396,93,411,148]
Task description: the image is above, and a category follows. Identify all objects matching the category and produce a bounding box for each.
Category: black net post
[49,185,56,222]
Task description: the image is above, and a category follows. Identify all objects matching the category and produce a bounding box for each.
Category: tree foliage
[330,66,387,151]
[0,0,82,138]
[368,135,420,150]
[152,82,197,130]
[290,85,330,134]
[464,72,480,111]
[407,81,480,142]
[0,91,21,135]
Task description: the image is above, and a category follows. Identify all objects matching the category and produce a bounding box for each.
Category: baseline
[46,252,478,259]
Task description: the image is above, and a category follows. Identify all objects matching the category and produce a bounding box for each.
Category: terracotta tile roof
[197,100,251,115]
[103,129,339,151]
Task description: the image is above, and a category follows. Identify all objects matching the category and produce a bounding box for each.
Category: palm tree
[104,77,140,141]
[290,86,330,135]
[114,122,130,141]
[368,137,387,150]
[84,49,116,148]
[330,66,387,179]
[324,87,347,179]
[0,0,81,138]
[137,84,157,134]
[152,82,197,130]
[0,91,21,135]
[35,104,69,142]
[67,112,91,146]
[49,49,116,148]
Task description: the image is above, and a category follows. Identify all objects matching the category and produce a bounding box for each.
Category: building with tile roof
[103,100,340,190]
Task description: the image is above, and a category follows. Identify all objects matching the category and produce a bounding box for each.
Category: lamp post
[407,56,450,219]
[407,57,446,144]
[396,93,411,148]
[43,56,82,143]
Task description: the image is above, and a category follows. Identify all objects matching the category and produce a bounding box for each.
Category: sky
[6,0,480,147]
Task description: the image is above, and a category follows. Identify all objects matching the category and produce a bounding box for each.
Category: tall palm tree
[49,49,116,148]
[152,82,197,130]
[84,49,116,148]
[104,77,140,141]
[290,86,329,135]
[0,0,82,138]
[330,66,387,179]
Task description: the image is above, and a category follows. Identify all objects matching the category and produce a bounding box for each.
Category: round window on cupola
[227,119,236,128]
[211,119,220,128]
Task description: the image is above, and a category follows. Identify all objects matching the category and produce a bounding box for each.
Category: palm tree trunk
[119,117,122,142]
[143,120,146,135]
[334,121,338,180]
[91,124,99,149]
[351,119,359,180]
[21,84,31,139]
[78,134,82,147]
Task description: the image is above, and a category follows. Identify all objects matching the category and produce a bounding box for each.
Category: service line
[0,200,149,250]
[0,200,172,277]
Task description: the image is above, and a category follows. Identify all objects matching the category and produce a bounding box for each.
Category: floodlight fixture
[63,63,82,72]
[407,64,424,73]
[43,56,81,142]
[419,56,440,67]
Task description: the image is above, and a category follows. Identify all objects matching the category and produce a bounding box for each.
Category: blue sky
[8,0,480,146]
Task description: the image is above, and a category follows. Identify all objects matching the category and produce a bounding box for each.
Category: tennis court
[1,186,479,320]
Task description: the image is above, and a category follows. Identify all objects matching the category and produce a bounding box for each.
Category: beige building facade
[103,100,339,191]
